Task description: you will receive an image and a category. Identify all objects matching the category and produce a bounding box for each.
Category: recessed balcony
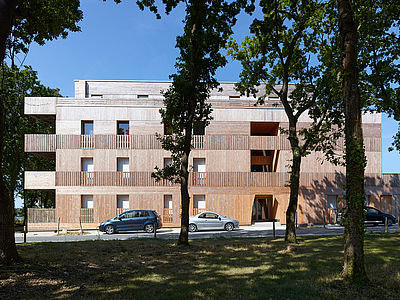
[24,97,56,124]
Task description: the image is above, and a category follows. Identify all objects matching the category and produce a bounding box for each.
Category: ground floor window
[163,195,173,223]
[193,195,206,215]
[81,195,94,223]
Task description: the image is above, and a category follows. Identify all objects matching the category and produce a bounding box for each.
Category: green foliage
[1,65,58,206]
[352,0,400,152]
[227,0,344,163]
[141,0,244,183]
[7,0,83,56]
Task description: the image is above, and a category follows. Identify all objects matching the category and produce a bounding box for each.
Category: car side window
[367,208,379,215]
[138,211,150,217]
[120,212,134,219]
[198,213,206,218]
[205,213,218,219]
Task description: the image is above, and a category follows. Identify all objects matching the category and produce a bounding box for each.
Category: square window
[81,121,93,135]
[81,195,93,208]
[117,121,129,135]
[193,158,206,172]
[117,195,129,209]
[193,122,205,135]
[117,158,129,172]
[164,158,172,168]
[164,195,173,209]
[81,158,94,172]
[193,195,205,209]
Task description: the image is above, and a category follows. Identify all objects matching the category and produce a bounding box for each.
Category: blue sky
[22,0,399,174]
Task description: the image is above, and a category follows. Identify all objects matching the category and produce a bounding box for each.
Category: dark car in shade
[99,210,162,234]
[337,206,397,226]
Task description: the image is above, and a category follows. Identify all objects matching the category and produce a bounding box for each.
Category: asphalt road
[15,224,399,244]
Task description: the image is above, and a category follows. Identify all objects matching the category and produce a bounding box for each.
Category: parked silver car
[189,211,239,232]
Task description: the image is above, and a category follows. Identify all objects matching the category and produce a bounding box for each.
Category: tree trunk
[337,0,368,283]
[285,132,301,243]
[0,0,19,265]
[178,151,190,246]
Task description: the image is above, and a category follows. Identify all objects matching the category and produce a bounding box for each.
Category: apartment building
[24,80,400,230]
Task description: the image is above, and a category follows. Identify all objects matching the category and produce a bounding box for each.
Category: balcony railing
[80,208,94,223]
[55,171,386,188]
[28,208,56,223]
[162,208,174,223]
[24,134,299,151]
[26,133,384,152]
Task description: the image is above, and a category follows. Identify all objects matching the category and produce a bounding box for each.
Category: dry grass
[1,233,399,299]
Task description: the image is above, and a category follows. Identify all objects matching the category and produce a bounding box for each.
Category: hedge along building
[24,80,400,230]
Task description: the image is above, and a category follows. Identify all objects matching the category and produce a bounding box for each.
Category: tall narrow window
[193,195,206,215]
[81,158,94,185]
[164,124,172,135]
[81,121,94,148]
[117,158,129,186]
[81,195,94,223]
[163,195,173,223]
[193,158,206,186]
[81,121,94,135]
[117,121,129,135]
[164,195,173,209]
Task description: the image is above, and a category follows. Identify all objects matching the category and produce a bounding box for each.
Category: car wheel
[144,224,154,233]
[388,218,393,226]
[189,223,197,232]
[105,225,115,235]
[224,222,234,231]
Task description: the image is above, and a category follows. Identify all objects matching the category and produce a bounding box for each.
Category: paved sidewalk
[15,222,398,244]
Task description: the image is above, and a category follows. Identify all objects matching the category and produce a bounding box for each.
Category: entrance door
[252,196,272,222]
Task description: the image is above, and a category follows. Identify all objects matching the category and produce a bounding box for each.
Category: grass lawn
[1,233,399,299]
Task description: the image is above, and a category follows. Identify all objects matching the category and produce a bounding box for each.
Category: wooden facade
[24,80,399,230]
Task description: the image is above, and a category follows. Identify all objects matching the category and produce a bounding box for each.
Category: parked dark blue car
[99,210,162,234]
[337,206,397,226]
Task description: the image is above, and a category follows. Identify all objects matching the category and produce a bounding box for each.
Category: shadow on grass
[1,234,399,299]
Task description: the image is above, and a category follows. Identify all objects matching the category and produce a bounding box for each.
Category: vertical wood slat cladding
[249,136,289,150]
[25,134,56,152]
[25,134,381,152]
[56,194,80,223]
[27,208,56,223]
[55,171,387,188]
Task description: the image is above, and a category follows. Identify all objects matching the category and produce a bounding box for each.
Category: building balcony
[52,171,391,188]
[24,171,56,190]
[25,134,292,151]
[54,171,348,188]
[24,97,56,124]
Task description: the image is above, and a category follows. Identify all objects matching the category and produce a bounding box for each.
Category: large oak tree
[0,0,82,264]
[228,0,343,243]
[139,0,245,245]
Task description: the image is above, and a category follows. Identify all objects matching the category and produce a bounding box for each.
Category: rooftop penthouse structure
[24,80,400,230]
